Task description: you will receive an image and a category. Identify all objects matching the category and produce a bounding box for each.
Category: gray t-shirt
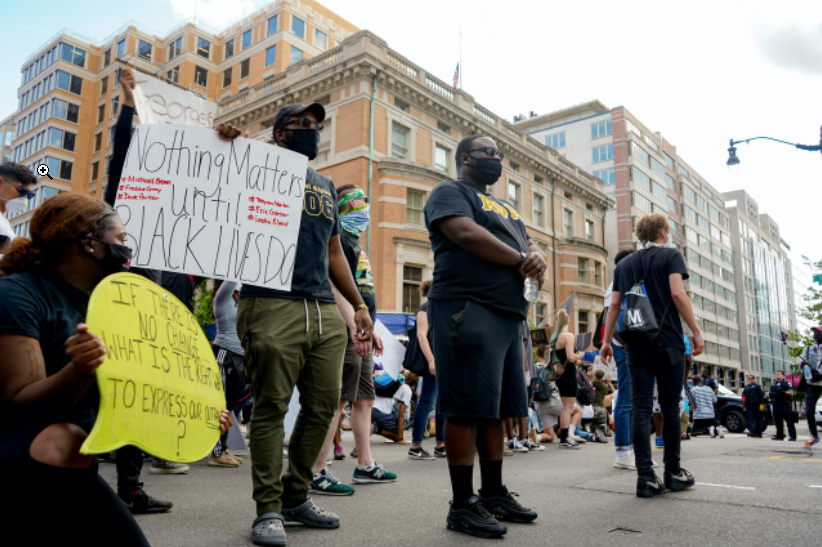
[213,281,243,355]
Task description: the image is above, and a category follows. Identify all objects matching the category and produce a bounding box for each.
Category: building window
[290,46,303,65]
[394,99,409,112]
[407,189,424,226]
[592,144,614,163]
[194,66,208,87]
[314,29,327,51]
[239,58,250,80]
[100,76,108,96]
[391,123,408,159]
[111,95,119,118]
[292,16,305,39]
[591,120,612,139]
[585,219,595,241]
[94,132,102,152]
[137,40,152,61]
[117,39,126,58]
[267,15,279,36]
[225,39,235,59]
[563,209,574,237]
[197,37,210,58]
[632,191,652,214]
[535,303,547,326]
[167,66,179,83]
[59,43,86,67]
[508,182,520,212]
[223,68,232,88]
[104,48,111,66]
[595,263,602,286]
[45,156,72,181]
[242,29,253,50]
[593,168,615,185]
[91,161,99,182]
[533,194,545,227]
[629,141,650,166]
[578,311,590,333]
[509,162,520,172]
[169,37,183,59]
[48,128,76,152]
[546,132,566,148]
[265,46,276,67]
[52,100,79,124]
[55,70,82,95]
[435,145,448,172]
[437,121,449,134]
[402,265,423,313]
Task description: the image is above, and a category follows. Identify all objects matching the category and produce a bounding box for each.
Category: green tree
[786,259,822,401]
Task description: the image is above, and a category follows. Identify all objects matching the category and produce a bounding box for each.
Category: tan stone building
[7,0,611,329]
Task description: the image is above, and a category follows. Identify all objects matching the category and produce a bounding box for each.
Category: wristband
[516,252,528,268]
[355,304,368,313]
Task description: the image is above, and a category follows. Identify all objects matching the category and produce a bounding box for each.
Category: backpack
[402,324,428,376]
[616,248,670,346]
[576,367,595,406]
[374,372,400,398]
[543,346,566,383]
[531,365,555,402]
[593,307,607,349]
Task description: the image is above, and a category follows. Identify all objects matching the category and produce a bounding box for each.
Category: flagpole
[459,30,462,89]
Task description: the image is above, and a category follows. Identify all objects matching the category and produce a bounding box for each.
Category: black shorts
[213,345,251,408]
[556,361,577,398]
[429,299,527,420]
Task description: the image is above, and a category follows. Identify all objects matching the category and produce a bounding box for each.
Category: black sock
[449,464,475,505]
[560,428,569,441]
[479,459,504,497]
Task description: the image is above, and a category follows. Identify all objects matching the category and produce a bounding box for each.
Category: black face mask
[468,156,503,185]
[282,129,320,160]
[815,333,822,344]
[85,238,133,275]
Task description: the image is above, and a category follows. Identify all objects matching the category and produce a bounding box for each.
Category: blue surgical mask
[340,205,370,236]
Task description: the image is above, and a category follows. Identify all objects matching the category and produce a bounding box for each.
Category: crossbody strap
[631,248,671,331]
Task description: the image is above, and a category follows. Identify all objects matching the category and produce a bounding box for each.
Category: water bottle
[804,365,814,381]
[524,277,539,302]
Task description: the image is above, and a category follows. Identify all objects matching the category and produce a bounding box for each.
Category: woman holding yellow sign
[0,193,232,546]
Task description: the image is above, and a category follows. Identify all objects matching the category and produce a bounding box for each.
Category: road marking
[696,482,756,491]
[763,456,822,463]
[810,485,822,488]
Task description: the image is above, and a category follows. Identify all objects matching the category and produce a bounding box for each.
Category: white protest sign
[592,355,617,379]
[133,75,217,128]
[373,320,406,378]
[115,124,310,291]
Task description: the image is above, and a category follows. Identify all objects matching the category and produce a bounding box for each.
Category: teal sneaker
[352,461,397,484]
[310,468,355,496]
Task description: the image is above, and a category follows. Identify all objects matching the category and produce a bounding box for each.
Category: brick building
[6,0,611,326]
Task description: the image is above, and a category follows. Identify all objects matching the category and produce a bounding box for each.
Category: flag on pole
[564,291,577,315]
[453,63,460,89]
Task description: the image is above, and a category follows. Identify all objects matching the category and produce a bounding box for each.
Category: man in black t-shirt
[424,135,545,538]
[769,370,797,441]
[311,184,397,496]
[601,212,705,499]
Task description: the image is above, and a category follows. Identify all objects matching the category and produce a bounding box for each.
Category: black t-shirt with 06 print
[424,180,530,319]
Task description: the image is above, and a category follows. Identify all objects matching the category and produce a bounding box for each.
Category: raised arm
[104,68,136,207]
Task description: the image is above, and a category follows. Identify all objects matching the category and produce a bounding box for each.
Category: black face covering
[468,156,503,185]
[282,129,320,160]
[85,238,133,275]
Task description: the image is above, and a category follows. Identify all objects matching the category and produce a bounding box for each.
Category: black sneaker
[664,468,695,492]
[479,487,537,523]
[434,446,447,458]
[559,438,581,449]
[447,496,507,538]
[771,436,785,441]
[408,447,434,460]
[636,475,667,498]
[119,490,173,514]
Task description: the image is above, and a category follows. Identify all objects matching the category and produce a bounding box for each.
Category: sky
[3,0,821,261]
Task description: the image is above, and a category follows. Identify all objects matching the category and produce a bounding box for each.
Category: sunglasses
[17,186,36,201]
[467,146,504,160]
[284,117,324,131]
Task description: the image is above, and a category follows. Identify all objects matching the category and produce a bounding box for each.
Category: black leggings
[806,385,822,438]
[2,429,150,547]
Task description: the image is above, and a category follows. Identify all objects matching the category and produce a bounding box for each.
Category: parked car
[685,381,773,434]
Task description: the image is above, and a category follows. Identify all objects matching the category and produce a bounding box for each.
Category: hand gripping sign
[80,273,225,463]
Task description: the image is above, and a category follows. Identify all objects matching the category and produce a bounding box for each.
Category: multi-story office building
[724,190,795,389]
[6,0,358,234]
[789,251,816,339]
[4,1,611,322]
[1,114,14,163]
[515,102,742,385]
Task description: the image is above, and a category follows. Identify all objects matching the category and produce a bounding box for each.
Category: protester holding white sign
[224,104,372,547]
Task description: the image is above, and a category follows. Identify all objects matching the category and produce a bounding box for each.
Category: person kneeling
[371,373,414,445]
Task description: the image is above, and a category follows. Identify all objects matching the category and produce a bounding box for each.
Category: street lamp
[726,130,822,169]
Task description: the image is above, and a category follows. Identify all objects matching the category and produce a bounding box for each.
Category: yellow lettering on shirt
[478,194,509,218]
[503,204,520,220]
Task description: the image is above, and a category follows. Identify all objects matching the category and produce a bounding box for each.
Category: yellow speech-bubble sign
[80,273,224,463]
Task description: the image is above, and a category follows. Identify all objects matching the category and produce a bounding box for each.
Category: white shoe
[524,438,545,451]
[511,439,528,453]
[717,427,725,439]
[614,451,637,469]
[571,435,588,444]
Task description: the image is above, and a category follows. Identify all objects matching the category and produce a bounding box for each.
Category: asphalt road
[99,428,822,547]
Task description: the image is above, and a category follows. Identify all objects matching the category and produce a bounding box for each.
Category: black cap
[272,103,326,135]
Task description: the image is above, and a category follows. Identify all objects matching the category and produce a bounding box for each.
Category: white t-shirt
[603,282,623,348]
[0,214,15,259]
[374,383,412,415]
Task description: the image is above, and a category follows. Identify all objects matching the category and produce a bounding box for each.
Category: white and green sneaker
[352,461,397,484]
[310,468,355,496]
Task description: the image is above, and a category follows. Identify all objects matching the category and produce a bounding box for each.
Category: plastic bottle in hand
[524,277,539,302]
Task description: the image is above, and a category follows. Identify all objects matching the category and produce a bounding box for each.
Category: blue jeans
[613,345,632,450]
[372,407,398,435]
[574,428,594,441]
[412,370,444,445]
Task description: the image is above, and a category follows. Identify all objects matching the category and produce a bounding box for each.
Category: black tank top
[555,345,574,364]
